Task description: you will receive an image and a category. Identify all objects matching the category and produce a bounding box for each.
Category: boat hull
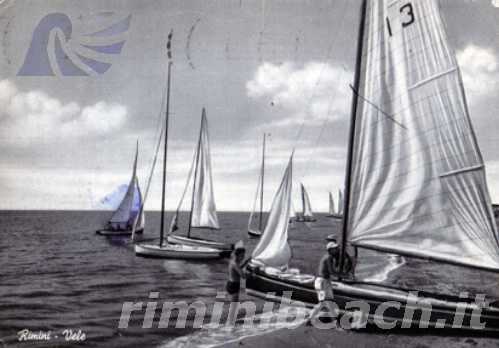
[96,228,144,236]
[134,243,222,259]
[245,265,499,332]
[326,213,343,220]
[167,235,234,252]
[248,229,262,238]
[294,216,316,222]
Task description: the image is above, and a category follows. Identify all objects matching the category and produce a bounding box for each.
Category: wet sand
[219,325,499,348]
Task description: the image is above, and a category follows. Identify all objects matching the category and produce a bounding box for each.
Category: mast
[258,133,266,232]
[300,184,305,217]
[187,109,204,238]
[159,32,173,247]
[339,0,367,275]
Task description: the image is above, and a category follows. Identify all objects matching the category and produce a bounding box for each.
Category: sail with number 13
[245,0,499,331]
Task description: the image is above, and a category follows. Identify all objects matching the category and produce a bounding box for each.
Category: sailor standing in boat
[226,241,246,325]
[306,239,353,326]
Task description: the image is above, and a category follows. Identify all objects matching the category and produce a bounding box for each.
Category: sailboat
[294,183,316,222]
[166,109,234,252]
[248,134,267,237]
[96,142,145,236]
[245,0,499,331]
[134,32,223,259]
[326,190,343,219]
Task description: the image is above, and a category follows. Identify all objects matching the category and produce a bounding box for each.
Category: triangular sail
[338,189,343,215]
[301,183,314,218]
[252,155,293,268]
[248,134,266,233]
[191,109,220,229]
[329,192,336,216]
[109,143,138,228]
[248,166,263,232]
[131,178,145,230]
[347,0,499,270]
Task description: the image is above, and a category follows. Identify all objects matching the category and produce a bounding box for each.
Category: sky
[0,0,498,212]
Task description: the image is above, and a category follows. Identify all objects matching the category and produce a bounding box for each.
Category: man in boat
[306,240,354,326]
[226,241,246,325]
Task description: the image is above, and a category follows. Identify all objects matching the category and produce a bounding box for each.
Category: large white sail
[109,143,138,229]
[329,192,336,216]
[252,155,293,268]
[301,183,314,218]
[191,109,220,229]
[347,0,499,270]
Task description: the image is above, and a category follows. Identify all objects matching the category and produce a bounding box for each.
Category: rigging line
[349,84,407,130]
[173,143,198,214]
[291,0,349,147]
[137,74,169,193]
[299,67,348,183]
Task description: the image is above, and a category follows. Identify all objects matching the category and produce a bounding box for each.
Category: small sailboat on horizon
[248,133,267,238]
[294,183,316,222]
[326,189,343,220]
[96,142,145,236]
[134,32,223,259]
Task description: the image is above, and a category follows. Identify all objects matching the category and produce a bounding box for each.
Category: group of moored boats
[95,0,499,332]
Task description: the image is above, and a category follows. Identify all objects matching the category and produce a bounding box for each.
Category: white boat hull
[134,243,222,259]
[167,235,233,252]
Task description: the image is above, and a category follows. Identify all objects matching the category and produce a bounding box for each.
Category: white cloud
[246,61,352,128]
[457,45,498,103]
[0,79,127,145]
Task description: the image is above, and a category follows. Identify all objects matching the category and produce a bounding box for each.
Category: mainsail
[248,134,267,233]
[329,192,336,216]
[190,108,220,229]
[109,143,139,229]
[346,0,499,270]
[252,155,293,268]
[248,164,263,232]
[130,178,145,230]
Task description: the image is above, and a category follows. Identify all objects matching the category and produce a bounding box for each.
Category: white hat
[234,240,245,251]
[326,241,339,250]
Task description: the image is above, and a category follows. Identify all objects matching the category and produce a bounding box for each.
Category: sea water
[1,211,498,347]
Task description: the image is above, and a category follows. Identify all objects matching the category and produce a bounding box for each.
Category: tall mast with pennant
[159,30,173,247]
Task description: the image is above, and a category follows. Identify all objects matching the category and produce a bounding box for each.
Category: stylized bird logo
[18,12,131,76]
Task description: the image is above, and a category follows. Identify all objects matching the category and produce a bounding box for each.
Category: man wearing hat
[306,239,353,326]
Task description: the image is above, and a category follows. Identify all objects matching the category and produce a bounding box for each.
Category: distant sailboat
[248,133,267,237]
[326,189,343,219]
[96,142,145,236]
[245,0,499,330]
[135,32,223,259]
[294,183,316,222]
[167,109,233,252]
[337,189,344,215]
